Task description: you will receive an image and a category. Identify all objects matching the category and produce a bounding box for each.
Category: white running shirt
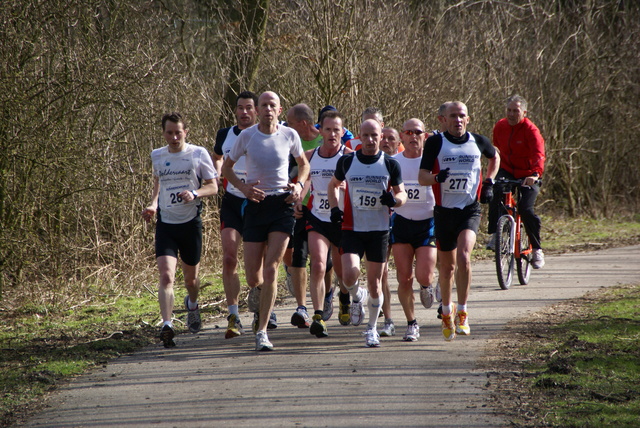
[308,146,346,222]
[393,153,435,220]
[228,124,303,194]
[218,127,247,198]
[152,143,217,224]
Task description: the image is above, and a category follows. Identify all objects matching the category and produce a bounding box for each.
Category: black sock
[339,291,350,305]
[408,319,417,326]
[314,310,323,316]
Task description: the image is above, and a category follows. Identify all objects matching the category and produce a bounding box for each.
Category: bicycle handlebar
[495,177,542,187]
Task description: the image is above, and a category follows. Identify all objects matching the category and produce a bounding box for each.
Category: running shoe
[455,310,471,335]
[255,330,273,351]
[485,233,496,251]
[435,281,442,303]
[322,287,334,321]
[290,306,310,328]
[403,323,420,342]
[160,324,176,348]
[247,286,261,313]
[268,311,278,330]
[364,327,380,348]
[437,303,443,319]
[225,313,244,339]
[338,303,351,326]
[350,288,368,327]
[253,311,277,333]
[184,295,201,333]
[531,249,545,269]
[441,306,457,342]
[309,314,329,338]
[420,285,435,309]
[379,319,395,337]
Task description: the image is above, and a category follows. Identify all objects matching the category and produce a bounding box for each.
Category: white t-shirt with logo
[152,143,216,224]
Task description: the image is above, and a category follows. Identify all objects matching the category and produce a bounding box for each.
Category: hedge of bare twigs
[1,0,638,303]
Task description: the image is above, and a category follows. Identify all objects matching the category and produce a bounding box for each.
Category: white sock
[228,304,239,316]
[367,296,383,328]
[188,298,198,311]
[346,283,360,302]
[163,321,173,328]
[442,303,453,315]
[457,303,467,312]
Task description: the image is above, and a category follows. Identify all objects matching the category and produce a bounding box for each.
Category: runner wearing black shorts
[328,119,407,348]
[213,91,274,339]
[419,101,499,342]
[142,112,218,348]
[298,111,353,337]
[221,91,310,352]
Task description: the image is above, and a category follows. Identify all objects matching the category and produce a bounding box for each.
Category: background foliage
[1,0,638,303]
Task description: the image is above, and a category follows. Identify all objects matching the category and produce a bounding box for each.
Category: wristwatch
[191,190,199,199]
[483,178,495,186]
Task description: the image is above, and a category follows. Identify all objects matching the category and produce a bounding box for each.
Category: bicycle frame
[494,178,534,289]
[499,186,532,259]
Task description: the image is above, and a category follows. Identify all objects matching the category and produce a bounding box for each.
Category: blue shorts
[390,214,436,249]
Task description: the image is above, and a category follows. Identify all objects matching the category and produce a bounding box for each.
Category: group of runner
[142,91,545,351]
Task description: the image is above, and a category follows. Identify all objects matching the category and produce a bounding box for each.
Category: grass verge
[485,283,640,427]
[0,269,289,426]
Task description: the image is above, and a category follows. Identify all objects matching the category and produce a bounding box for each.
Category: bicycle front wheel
[517,226,532,285]
[495,216,515,290]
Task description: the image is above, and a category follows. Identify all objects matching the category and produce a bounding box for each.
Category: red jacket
[492,117,545,178]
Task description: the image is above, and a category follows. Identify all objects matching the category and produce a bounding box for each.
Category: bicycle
[494,177,540,290]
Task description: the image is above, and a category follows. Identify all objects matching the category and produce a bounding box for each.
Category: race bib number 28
[162,182,190,209]
[314,190,330,214]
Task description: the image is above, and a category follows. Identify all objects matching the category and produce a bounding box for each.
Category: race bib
[353,187,380,210]
[404,181,426,203]
[314,190,331,214]
[442,170,473,194]
[235,168,247,183]
[161,180,191,210]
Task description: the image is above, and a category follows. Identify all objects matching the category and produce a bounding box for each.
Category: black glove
[434,168,450,183]
[480,179,494,204]
[380,191,396,208]
[330,207,344,225]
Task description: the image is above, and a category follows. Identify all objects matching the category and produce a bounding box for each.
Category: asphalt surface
[23,245,640,427]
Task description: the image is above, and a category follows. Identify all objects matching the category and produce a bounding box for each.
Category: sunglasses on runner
[403,130,425,136]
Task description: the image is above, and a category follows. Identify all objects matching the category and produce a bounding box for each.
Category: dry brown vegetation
[1,0,639,304]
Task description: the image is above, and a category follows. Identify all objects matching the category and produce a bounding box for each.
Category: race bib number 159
[353,187,379,210]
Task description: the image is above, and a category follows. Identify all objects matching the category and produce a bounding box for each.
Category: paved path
[25,246,640,427]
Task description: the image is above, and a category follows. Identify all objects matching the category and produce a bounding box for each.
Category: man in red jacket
[487,95,546,269]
